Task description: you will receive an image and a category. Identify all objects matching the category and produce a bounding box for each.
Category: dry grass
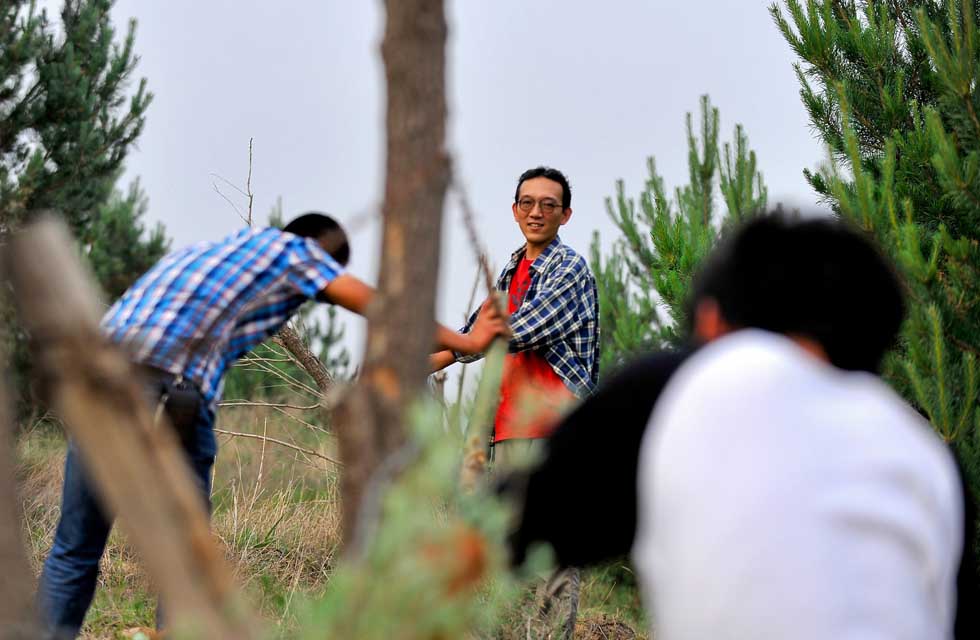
[15,406,647,639]
[16,405,342,639]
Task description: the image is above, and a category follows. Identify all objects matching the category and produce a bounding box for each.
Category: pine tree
[1,0,151,236]
[771,0,980,550]
[86,180,168,299]
[591,96,767,372]
[2,0,163,414]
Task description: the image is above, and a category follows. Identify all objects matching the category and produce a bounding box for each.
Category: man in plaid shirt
[432,166,599,638]
[37,212,505,638]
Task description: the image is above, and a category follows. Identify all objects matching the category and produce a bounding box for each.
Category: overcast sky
[103,1,824,384]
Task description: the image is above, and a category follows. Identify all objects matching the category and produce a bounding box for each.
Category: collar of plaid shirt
[503,234,563,280]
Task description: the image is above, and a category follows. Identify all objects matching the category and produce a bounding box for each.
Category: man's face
[512,177,572,247]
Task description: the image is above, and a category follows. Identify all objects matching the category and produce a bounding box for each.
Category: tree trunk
[336,0,449,549]
[0,368,37,638]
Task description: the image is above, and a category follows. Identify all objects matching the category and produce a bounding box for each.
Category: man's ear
[512,202,520,223]
[559,207,572,226]
[693,298,732,343]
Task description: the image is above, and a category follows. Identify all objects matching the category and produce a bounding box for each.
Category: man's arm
[322,275,504,355]
[430,350,457,372]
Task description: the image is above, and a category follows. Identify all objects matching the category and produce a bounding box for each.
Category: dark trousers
[36,381,215,639]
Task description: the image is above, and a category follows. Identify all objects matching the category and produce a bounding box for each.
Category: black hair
[283,212,350,267]
[514,166,572,210]
[687,212,906,373]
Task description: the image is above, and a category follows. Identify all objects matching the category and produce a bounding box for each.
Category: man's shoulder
[663,330,800,400]
[545,239,592,276]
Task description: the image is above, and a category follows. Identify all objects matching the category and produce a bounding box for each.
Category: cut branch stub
[3,216,257,640]
[275,324,333,396]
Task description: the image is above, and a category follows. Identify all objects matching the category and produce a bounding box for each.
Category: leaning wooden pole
[336,0,450,549]
[3,217,256,640]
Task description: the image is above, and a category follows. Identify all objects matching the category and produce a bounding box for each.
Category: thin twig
[208,172,249,198]
[240,352,322,398]
[233,357,295,364]
[210,178,247,224]
[246,137,254,226]
[271,406,336,435]
[453,266,482,432]
[219,400,322,411]
[249,419,269,511]
[215,429,342,466]
[452,178,500,307]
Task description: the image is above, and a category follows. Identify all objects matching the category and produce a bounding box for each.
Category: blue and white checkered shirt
[102,226,345,407]
[457,236,599,396]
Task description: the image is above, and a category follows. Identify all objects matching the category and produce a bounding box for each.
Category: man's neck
[523,237,556,262]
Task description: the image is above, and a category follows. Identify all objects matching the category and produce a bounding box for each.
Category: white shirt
[633,330,963,640]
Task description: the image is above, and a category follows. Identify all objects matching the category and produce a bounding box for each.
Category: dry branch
[274,325,333,396]
[453,183,511,483]
[3,217,256,640]
[453,179,500,310]
[215,428,341,466]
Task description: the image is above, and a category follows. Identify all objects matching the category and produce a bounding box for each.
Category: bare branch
[215,428,341,466]
[453,178,500,309]
[210,176,248,226]
[274,324,334,396]
[219,400,322,411]
[246,137,254,226]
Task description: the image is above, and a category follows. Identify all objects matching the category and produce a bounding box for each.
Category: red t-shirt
[494,258,576,442]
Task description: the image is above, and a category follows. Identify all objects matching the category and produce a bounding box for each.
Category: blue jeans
[36,400,216,639]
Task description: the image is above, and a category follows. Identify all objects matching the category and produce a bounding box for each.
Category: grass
[15,405,646,639]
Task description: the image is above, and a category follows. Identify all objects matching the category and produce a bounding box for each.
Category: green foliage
[0,0,163,297]
[771,0,980,546]
[87,179,169,299]
[590,96,767,372]
[1,1,164,415]
[300,400,525,640]
[0,0,152,235]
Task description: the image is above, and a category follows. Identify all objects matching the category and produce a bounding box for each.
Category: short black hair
[688,212,906,373]
[283,212,350,267]
[514,166,572,210]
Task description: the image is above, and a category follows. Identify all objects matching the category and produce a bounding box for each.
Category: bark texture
[336,0,450,549]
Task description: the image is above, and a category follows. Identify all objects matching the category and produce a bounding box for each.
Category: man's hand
[432,297,509,357]
[467,297,508,352]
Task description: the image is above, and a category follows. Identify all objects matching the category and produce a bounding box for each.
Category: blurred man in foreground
[635,214,964,639]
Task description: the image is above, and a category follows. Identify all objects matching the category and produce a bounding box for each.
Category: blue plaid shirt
[102,226,345,407]
[457,236,599,396]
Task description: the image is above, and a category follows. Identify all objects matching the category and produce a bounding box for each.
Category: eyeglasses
[516,197,564,215]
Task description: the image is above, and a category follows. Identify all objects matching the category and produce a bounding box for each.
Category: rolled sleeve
[454,307,483,363]
[286,238,346,299]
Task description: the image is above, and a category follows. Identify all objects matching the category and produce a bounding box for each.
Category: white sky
[103,1,824,385]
